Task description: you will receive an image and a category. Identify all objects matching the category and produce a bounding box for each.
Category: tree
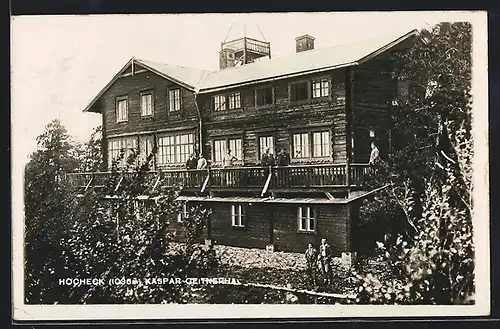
[24,119,81,303]
[76,125,102,172]
[356,22,474,305]
[59,147,218,304]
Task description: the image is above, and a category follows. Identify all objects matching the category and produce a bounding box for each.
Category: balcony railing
[222,37,270,55]
[66,163,373,193]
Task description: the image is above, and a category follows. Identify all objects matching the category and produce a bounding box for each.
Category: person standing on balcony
[276,148,291,167]
[261,147,275,167]
[261,147,275,178]
[369,142,380,165]
[186,153,197,170]
[197,153,207,169]
[223,149,238,168]
[222,149,238,186]
[318,238,332,285]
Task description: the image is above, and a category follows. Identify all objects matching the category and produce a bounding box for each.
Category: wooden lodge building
[69,29,418,256]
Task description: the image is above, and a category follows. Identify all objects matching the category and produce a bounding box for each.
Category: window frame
[311,78,331,99]
[258,135,275,160]
[231,204,246,228]
[254,86,275,108]
[156,132,195,166]
[168,88,182,113]
[212,136,243,165]
[228,92,242,110]
[297,206,316,234]
[140,90,154,117]
[289,80,310,103]
[115,95,129,123]
[107,136,138,169]
[291,129,332,160]
[213,94,227,112]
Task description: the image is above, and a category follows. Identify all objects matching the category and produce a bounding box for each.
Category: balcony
[222,37,271,55]
[66,163,373,195]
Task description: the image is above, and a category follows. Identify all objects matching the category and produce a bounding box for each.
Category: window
[213,95,227,111]
[292,130,331,159]
[312,79,330,98]
[255,87,273,106]
[177,204,189,223]
[259,136,274,158]
[231,204,245,228]
[228,92,241,109]
[108,137,137,168]
[140,91,153,116]
[336,96,346,105]
[292,132,310,158]
[157,132,194,165]
[138,135,154,167]
[213,138,242,164]
[213,140,226,163]
[290,82,309,102]
[298,206,315,232]
[169,88,181,112]
[312,131,330,157]
[116,97,128,122]
[229,138,242,160]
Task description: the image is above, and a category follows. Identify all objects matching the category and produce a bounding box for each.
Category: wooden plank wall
[205,202,351,255]
[352,55,398,163]
[99,70,199,137]
[200,69,348,166]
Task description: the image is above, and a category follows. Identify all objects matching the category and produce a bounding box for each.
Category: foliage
[24,122,219,304]
[356,22,474,304]
[24,119,81,303]
[76,125,103,172]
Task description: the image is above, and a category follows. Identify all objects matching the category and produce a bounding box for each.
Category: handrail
[66,163,372,190]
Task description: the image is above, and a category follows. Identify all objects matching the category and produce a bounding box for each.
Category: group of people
[185,153,207,170]
[260,147,291,167]
[304,238,333,285]
[186,142,380,171]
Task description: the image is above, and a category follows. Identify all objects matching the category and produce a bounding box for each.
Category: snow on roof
[197,29,417,92]
[134,59,212,90]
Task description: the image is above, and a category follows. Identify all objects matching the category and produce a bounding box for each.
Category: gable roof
[83,58,211,113]
[197,29,417,93]
[83,29,417,112]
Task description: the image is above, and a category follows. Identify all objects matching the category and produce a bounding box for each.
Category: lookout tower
[219,23,271,70]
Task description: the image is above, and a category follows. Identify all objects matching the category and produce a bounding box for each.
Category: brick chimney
[219,48,236,70]
[295,34,315,53]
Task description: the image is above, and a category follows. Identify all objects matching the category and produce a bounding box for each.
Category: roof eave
[82,58,134,113]
[357,29,419,65]
[82,58,197,113]
[197,61,358,94]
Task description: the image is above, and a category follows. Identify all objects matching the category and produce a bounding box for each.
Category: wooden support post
[84,175,94,192]
[261,167,272,197]
[201,170,210,193]
[151,176,161,192]
[346,163,351,187]
[114,176,124,193]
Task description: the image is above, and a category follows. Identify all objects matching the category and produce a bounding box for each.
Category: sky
[11,12,469,166]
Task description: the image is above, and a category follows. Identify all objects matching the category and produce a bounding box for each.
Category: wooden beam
[84,176,93,192]
[261,169,272,197]
[201,172,210,193]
